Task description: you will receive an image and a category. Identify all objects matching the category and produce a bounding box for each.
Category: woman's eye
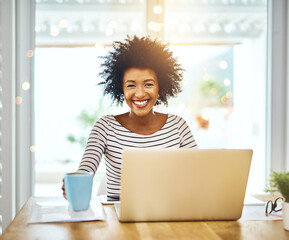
[127,84,135,88]
[145,83,154,87]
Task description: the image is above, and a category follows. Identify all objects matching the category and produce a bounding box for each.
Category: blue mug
[64,172,94,211]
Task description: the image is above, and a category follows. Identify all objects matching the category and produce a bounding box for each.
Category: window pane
[163,0,267,193]
[35,0,146,46]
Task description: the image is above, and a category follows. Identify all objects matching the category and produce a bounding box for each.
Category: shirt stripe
[78,114,198,199]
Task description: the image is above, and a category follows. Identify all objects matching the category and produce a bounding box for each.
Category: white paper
[243,194,266,206]
[239,205,282,221]
[29,197,104,223]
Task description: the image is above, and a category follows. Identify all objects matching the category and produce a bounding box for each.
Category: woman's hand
[61,178,67,199]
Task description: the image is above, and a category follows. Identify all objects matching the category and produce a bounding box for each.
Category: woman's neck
[114,111,167,135]
[128,110,157,127]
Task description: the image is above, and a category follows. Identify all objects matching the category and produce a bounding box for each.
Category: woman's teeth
[134,100,148,106]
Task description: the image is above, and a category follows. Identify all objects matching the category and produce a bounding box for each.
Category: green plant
[266,171,289,202]
[198,78,232,107]
[67,108,100,148]
[67,94,109,148]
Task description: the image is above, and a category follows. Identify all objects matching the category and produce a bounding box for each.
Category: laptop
[114,148,253,222]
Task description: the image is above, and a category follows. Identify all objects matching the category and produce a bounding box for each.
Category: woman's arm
[62,116,108,198]
[78,117,108,173]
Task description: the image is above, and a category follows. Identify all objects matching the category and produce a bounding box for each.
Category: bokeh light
[224,78,231,86]
[30,145,36,152]
[22,82,30,91]
[153,5,163,15]
[59,19,68,28]
[203,73,210,81]
[219,60,228,69]
[27,50,34,58]
[15,96,23,105]
[50,26,60,37]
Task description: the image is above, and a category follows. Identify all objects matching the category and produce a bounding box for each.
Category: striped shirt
[78,114,198,200]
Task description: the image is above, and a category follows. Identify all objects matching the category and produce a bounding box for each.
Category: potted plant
[267,171,289,230]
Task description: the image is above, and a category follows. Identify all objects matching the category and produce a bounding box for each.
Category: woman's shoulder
[166,113,185,123]
[99,114,114,121]
[165,114,191,130]
[94,114,117,126]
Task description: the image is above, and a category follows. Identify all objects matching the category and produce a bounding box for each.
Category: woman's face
[123,67,159,117]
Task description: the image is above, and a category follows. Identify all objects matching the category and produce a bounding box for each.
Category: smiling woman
[62,36,198,201]
[122,68,159,117]
[118,67,166,135]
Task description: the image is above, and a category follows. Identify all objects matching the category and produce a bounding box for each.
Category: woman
[62,36,198,200]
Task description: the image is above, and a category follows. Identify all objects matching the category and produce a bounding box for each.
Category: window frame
[266,0,288,179]
[1,0,289,233]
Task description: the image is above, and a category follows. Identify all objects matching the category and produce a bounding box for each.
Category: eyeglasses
[265,197,283,217]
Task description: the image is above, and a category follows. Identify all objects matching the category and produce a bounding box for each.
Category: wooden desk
[1,197,289,240]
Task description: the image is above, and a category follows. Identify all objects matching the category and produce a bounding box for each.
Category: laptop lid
[118,149,252,222]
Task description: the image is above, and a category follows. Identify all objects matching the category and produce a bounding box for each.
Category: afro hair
[98,35,184,106]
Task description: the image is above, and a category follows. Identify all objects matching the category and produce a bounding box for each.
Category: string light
[30,146,36,152]
[153,5,163,15]
[27,50,34,58]
[59,19,68,28]
[50,26,60,37]
[22,82,30,91]
[15,97,23,105]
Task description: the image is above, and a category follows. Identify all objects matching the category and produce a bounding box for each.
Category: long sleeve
[78,116,108,173]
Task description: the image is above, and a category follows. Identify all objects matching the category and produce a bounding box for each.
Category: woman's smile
[123,67,159,117]
[132,99,150,108]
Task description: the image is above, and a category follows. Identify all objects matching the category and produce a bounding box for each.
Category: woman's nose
[135,86,145,98]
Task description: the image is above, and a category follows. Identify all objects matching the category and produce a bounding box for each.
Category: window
[35,0,267,196]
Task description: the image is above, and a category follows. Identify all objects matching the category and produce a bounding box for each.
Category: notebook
[114,148,253,222]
